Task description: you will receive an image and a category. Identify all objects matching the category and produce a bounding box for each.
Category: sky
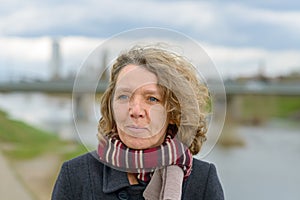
[1,0,300,80]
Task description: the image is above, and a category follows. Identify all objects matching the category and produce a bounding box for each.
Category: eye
[117,94,129,100]
[148,96,159,102]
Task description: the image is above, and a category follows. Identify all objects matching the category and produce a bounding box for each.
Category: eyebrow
[114,87,133,93]
[115,87,162,96]
[142,89,161,96]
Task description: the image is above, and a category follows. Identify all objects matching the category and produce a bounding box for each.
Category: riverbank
[236,95,300,125]
[0,110,87,200]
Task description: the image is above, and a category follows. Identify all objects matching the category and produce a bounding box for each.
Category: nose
[129,96,146,119]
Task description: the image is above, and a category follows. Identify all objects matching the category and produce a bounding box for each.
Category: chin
[122,136,152,150]
[126,140,151,150]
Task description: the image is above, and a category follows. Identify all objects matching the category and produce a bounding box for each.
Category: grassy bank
[219,95,300,147]
[234,95,300,124]
[0,109,88,200]
[0,109,87,161]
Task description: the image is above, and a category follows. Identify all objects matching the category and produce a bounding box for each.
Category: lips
[126,125,148,133]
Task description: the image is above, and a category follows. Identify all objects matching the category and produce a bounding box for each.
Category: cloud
[0,36,52,80]
[225,4,300,34]
[1,0,300,50]
[203,43,300,77]
[0,37,50,61]
[1,36,300,81]
[1,0,300,79]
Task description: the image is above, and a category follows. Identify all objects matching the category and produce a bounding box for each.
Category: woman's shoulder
[191,158,216,174]
[52,152,106,199]
[61,151,104,173]
[183,158,224,200]
[190,158,221,184]
[65,151,98,163]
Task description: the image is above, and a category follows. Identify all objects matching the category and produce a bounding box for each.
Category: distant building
[50,38,61,80]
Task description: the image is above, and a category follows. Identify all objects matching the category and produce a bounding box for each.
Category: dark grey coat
[52,152,224,200]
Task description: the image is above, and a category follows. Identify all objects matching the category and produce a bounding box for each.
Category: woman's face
[112,64,169,149]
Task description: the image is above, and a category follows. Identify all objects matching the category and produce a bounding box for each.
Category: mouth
[125,125,149,134]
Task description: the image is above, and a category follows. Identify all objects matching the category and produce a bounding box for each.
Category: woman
[52,45,224,200]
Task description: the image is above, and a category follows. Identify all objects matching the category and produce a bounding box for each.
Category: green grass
[238,95,300,120]
[0,110,87,160]
[274,96,300,117]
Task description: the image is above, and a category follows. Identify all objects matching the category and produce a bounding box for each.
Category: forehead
[116,64,158,90]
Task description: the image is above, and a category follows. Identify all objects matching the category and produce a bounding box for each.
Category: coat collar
[102,164,131,193]
[91,150,131,193]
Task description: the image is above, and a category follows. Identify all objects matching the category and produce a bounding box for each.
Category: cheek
[149,104,168,131]
[113,101,129,124]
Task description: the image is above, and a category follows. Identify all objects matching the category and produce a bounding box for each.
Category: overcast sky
[1,0,300,80]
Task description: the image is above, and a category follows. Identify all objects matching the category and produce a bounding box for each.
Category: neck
[127,173,139,185]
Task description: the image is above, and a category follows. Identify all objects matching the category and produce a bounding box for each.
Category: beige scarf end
[143,165,184,200]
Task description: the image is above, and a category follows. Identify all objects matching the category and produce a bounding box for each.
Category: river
[0,92,299,200]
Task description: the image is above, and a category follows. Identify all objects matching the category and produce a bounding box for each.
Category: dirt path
[13,154,63,200]
[0,151,34,200]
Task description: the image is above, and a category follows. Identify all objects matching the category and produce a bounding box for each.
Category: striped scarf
[97,130,193,182]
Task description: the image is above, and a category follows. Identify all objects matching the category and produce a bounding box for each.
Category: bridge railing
[1,79,300,96]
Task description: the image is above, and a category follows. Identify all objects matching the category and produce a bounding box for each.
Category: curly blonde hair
[98,45,210,155]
